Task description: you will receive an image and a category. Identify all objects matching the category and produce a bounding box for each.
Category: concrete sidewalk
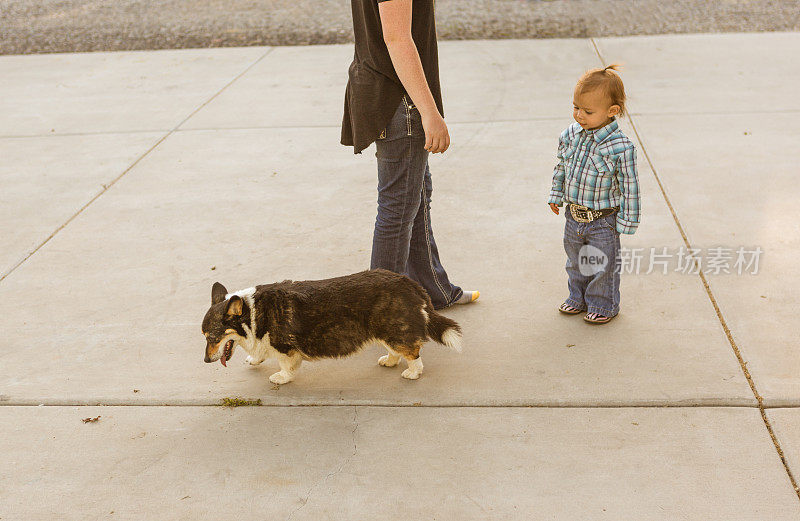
[1,33,799,519]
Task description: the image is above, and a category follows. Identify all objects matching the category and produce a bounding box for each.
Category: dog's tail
[426,309,463,353]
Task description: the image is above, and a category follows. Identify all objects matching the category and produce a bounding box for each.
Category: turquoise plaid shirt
[547,119,641,235]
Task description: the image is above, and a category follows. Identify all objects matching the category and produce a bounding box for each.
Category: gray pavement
[3,407,798,519]
[1,33,800,518]
[2,0,800,54]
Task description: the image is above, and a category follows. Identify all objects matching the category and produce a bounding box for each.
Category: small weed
[220,397,262,407]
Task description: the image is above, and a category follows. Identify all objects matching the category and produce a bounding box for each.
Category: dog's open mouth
[220,339,234,367]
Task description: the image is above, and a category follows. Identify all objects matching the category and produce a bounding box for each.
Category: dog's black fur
[202,269,461,381]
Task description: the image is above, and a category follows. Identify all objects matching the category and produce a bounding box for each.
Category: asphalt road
[1,0,799,55]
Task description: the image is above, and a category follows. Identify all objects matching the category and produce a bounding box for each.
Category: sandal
[558,302,584,315]
[583,312,615,324]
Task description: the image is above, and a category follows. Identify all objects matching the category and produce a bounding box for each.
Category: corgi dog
[201,269,462,384]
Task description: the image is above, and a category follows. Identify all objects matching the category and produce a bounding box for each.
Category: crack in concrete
[4,112,796,140]
[0,116,569,139]
[588,37,800,501]
[284,406,359,521]
[1,400,776,407]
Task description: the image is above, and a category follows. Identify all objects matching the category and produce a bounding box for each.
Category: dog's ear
[226,295,243,316]
[212,282,228,305]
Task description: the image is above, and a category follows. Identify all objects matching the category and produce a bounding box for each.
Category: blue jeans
[370,96,462,309]
[563,206,621,316]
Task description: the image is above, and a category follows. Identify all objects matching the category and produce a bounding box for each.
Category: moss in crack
[219,397,262,407]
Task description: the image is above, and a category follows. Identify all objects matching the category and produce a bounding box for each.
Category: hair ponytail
[576,63,627,116]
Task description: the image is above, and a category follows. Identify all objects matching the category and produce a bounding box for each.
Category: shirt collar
[582,119,618,144]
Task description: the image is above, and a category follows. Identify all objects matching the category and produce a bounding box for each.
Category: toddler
[547,64,640,324]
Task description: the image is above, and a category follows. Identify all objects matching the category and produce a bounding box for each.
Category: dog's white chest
[225,287,279,362]
[241,325,277,360]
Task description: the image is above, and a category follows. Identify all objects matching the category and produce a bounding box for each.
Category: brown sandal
[583,312,615,324]
[558,302,584,315]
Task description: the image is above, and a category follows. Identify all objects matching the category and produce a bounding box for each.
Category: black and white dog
[201,269,462,384]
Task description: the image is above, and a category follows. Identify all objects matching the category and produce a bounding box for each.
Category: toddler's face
[573,88,620,130]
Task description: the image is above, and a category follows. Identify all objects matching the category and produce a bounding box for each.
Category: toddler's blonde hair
[576,64,626,116]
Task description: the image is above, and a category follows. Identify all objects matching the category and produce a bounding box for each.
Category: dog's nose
[204,354,211,363]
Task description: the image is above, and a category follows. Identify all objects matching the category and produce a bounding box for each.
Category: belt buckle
[569,204,592,223]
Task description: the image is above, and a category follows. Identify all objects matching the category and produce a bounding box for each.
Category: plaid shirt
[547,120,640,235]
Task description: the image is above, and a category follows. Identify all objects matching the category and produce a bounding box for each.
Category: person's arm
[547,134,569,213]
[378,0,449,153]
[615,145,640,234]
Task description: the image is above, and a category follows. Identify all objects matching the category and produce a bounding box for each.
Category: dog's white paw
[401,368,421,380]
[378,354,400,367]
[269,371,294,385]
[245,355,263,366]
[401,358,423,380]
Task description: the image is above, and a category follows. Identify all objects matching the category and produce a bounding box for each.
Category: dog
[201,269,462,384]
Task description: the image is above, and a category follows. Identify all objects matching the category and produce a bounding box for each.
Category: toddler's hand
[549,203,560,215]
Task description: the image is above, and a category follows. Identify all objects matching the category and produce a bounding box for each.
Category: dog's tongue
[220,340,231,367]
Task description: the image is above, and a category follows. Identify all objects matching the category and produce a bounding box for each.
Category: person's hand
[549,203,560,215]
[420,110,450,153]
